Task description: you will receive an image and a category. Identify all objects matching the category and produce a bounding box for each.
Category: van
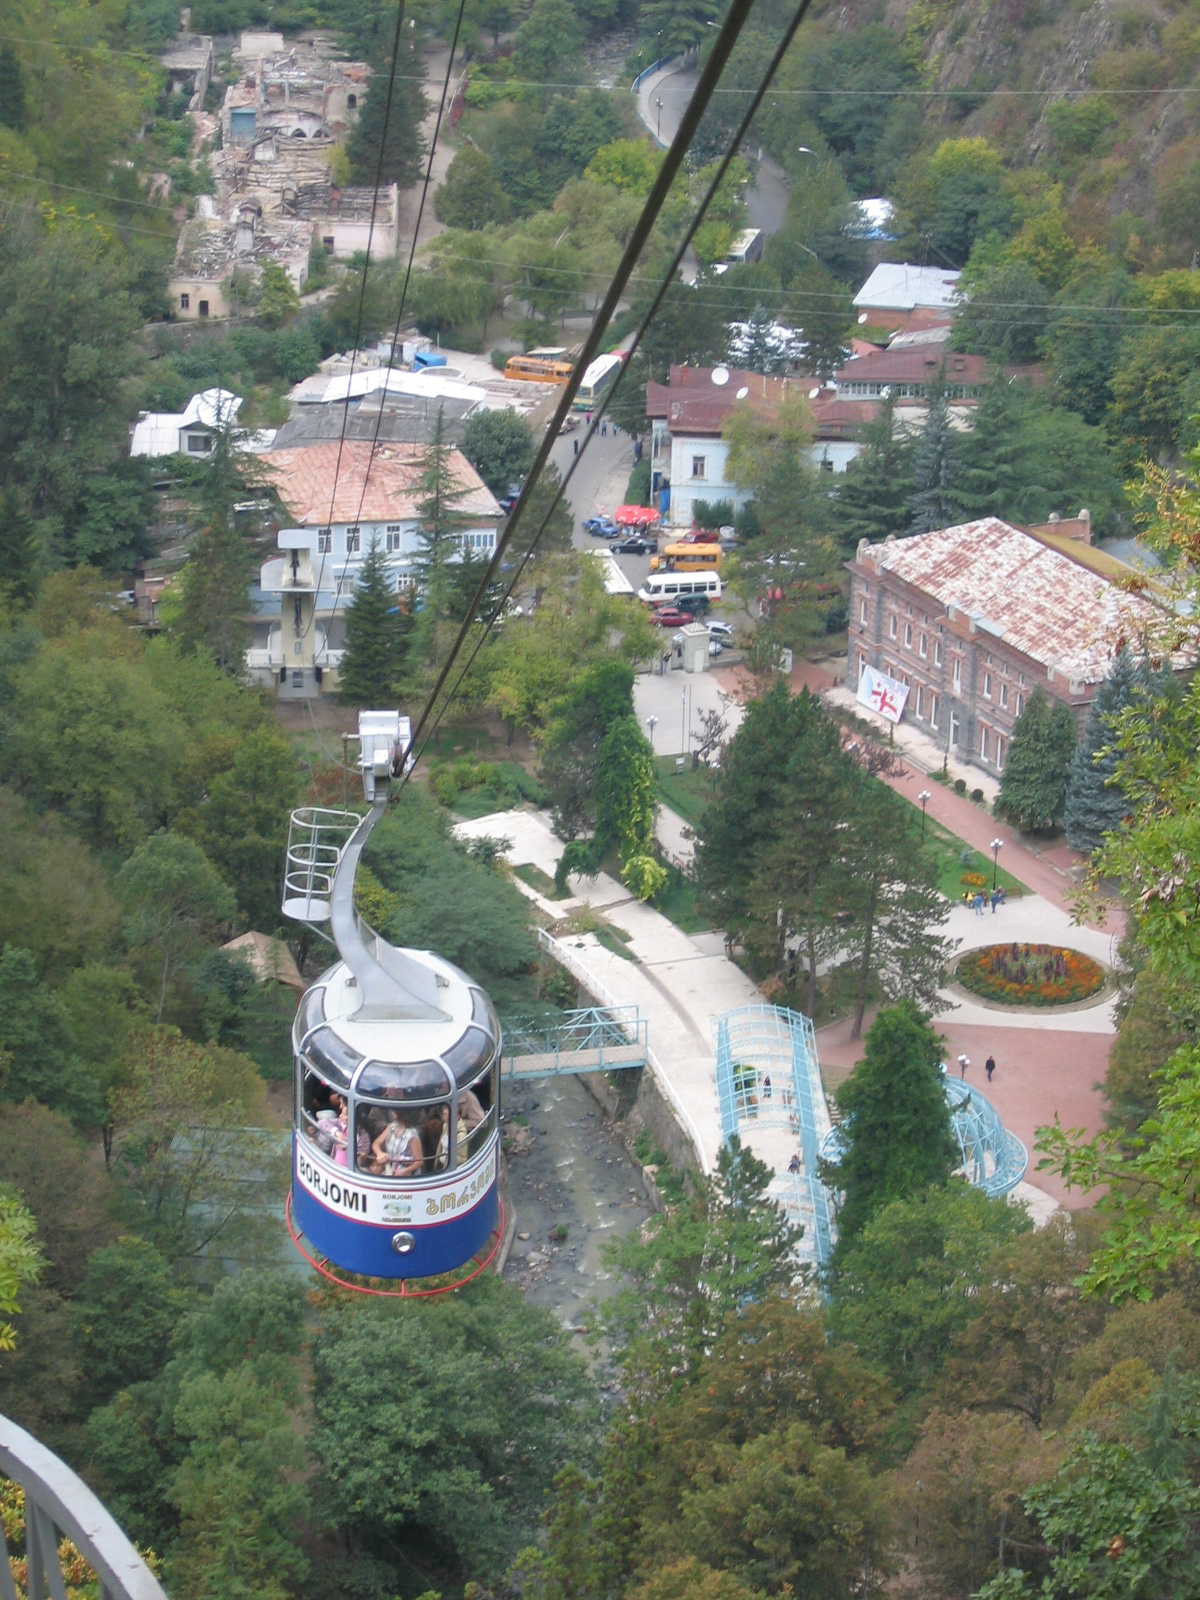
[637,569,722,606]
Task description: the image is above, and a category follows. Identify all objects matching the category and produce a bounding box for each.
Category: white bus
[573,352,624,412]
[637,569,723,605]
[593,549,635,598]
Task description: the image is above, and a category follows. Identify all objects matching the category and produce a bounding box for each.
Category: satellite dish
[857,312,868,324]
[736,385,749,399]
[711,366,730,386]
[808,386,820,399]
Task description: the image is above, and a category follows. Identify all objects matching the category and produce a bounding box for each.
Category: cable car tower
[283,711,503,1290]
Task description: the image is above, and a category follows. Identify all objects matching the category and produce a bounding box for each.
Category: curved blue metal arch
[716,1005,1028,1272]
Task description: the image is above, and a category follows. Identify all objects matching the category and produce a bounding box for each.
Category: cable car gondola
[284,712,502,1287]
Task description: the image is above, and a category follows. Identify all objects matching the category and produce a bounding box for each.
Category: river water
[500,1073,652,1347]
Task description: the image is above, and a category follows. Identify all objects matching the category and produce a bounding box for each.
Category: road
[634,62,791,237]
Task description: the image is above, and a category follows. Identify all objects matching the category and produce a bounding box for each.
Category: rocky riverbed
[500,1073,652,1351]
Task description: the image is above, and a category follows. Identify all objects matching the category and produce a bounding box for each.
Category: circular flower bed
[956,942,1106,1007]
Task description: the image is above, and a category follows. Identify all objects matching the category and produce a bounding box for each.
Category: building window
[1018,672,1026,687]
[317,528,332,553]
[1000,683,1008,709]
[691,455,706,478]
[198,300,209,317]
[180,292,190,309]
[186,435,212,453]
[934,639,942,666]
[386,530,401,552]
[904,623,912,647]
[820,458,833,472]
[950,712,960,747]
[930,694,939,730]
[915,686,924,718]
[984,671,992,698]
[322,235,335,248]
[1015,692,1024,717]
[980,726,989,760]
[952,656,961,689]
[860,598,868,624]
[858,653,867,680]
[996,736,1006,770]
[345,527,361,555]
[347,93,357,108]
[889,614,897,638]
[919,633,927,658]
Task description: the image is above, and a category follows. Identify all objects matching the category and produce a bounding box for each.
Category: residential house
[847,516,1170,778]
[167,202,312,319]
[129,388,243,458]
[645,365,871,527]
[830,344,990,406]
[853,262,962,334]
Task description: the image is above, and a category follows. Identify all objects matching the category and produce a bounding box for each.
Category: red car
[651,607,695,627]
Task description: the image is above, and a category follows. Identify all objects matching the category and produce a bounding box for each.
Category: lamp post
[917,789,931,840]
[655,94,663,139]
[990,837,1004,892]
[646,715,658,750]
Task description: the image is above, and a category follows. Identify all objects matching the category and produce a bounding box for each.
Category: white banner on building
[857,663,910,724]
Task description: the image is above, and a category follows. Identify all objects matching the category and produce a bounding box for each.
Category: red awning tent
[614,504,661,527]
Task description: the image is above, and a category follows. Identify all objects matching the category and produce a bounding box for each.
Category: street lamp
[681,689,687,755]
[990,837,1004,892]
[646,715,658,750]
[655,95,663,139]
[917,789,931,840]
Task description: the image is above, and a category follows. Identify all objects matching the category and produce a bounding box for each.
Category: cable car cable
[399,0,788,776]
[402,0,816,775]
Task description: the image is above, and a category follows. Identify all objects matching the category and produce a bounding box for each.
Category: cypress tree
[997,685,1078,831]
[832,391,915,552]
[907,372,959,534]
[338,535,409,705]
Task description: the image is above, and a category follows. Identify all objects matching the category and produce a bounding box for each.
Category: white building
[129,389,243,458]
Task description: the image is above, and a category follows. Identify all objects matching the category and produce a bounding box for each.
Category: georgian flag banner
[856,662,910,724]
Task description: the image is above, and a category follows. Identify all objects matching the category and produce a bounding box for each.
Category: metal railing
[0,1413,166,1600]
[503,1005,648,1078]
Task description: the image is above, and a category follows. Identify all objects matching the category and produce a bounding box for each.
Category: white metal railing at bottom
[535,927,711,1174]
[0,1412,166,1600]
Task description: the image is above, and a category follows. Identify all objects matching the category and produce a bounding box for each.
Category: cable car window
[355,1059,448,1101]
[304,1025,362,1086]
[470,986,499,1040]
[300,1068,347,1156]
[358,1102,433,1177]
[296,985,326,1040]
[456,1065,495,1162]
[442,1025,494,1084]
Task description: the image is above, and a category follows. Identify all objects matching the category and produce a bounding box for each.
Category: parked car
[673,591,712,615]
[652,607,695,627]
[497,489,521,514]
[706,620,735,640]
[583,516,619,538]
[610,536,657,555]
[558,414,580,434]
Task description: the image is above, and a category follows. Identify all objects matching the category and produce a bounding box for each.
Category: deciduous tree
[997,685,1078,831]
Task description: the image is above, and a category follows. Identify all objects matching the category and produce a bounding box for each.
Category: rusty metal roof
[859,518,1168,686]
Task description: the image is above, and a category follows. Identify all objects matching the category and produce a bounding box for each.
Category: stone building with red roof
[847,516,1171,778]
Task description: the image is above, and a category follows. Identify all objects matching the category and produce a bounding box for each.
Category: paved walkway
[454,807,1111,1214]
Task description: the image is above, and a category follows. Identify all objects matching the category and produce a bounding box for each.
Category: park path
[454,807,1110,1214]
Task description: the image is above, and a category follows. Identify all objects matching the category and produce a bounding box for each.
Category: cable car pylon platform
[502,1005,648,1080]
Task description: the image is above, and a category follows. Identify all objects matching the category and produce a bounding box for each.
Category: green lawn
[655,755,718,828]
[513,862,567,900]
[595,925,638,962]
[652,863,714,934]
[920,814,1030,901]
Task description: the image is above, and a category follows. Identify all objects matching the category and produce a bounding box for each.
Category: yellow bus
[649,542,723,573]
[504,354,573,384]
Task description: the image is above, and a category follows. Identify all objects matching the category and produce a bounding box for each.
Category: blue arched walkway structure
[715,1005,1028,1271]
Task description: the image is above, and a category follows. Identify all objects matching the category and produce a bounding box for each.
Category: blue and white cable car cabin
[284,711,502,1283]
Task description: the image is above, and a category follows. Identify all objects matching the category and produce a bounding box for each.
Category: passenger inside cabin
[373,1109,423,1177]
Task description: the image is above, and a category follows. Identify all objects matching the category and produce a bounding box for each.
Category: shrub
[953,778,967,794]
[430,769,458,806]
[970,787,985,803]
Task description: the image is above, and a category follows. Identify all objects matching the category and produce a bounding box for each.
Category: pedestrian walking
[990,889,1001,912]
[788,1153,801,1174]
[985,1055,995,1083]
[972,892,985,915]
[572,437,579,456]
[957,1054,969,1078]
[601,420,607,435]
